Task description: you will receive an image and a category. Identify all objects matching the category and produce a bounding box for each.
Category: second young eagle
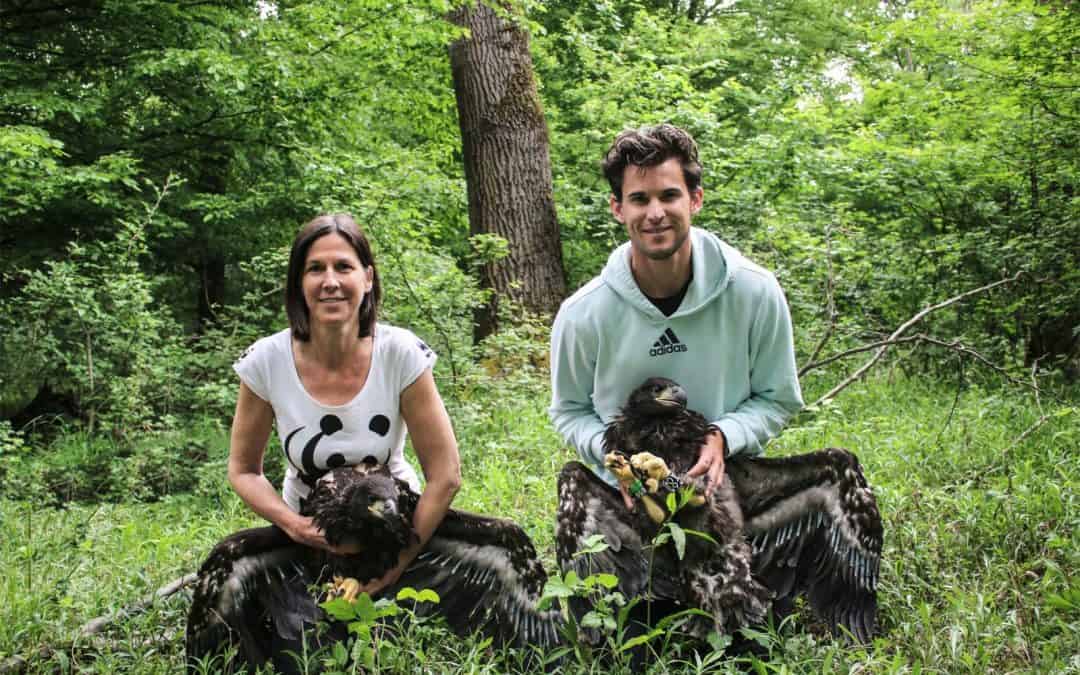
[186,463,560,672]
[557,377,883,643]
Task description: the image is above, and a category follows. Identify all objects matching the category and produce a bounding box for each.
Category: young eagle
[186,463,560,672]
[556,377,883,643]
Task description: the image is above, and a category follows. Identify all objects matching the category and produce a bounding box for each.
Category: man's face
[611,158,702,262]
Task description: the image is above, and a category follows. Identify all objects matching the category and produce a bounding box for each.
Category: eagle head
[626,377,687,417]
[304,464,408,548]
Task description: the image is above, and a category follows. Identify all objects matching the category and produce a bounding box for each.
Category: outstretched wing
[554,462,683,606]
[185,526,323,672]
[727,448,883,642]
[389,509,562,649]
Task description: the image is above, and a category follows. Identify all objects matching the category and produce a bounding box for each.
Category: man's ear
[690,187,703,215]
[610,193,625,223]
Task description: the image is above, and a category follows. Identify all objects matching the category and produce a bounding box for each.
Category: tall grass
[1,373,1076,673]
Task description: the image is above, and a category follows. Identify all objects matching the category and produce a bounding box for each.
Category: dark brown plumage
[186,463,560,672]
[556,377,883,644]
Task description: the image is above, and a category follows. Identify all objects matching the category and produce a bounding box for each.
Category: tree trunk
[197,253,225,332]
[448,1,566,344]
[195,158,229,333]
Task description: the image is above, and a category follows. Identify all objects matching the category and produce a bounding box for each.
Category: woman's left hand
[356,548,416,597]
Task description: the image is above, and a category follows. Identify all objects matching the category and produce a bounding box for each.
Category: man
[549,123,804,508]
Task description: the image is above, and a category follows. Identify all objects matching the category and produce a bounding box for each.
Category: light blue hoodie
[549,227,804,485]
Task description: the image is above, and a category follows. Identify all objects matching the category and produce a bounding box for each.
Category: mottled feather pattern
[187,464,561,671]
[559,378,883,644]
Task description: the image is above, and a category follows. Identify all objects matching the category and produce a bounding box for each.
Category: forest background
[1,0,1077,672]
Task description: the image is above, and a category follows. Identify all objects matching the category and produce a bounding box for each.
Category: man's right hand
[617,482,635,511]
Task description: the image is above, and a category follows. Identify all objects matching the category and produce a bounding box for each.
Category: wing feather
[389,510,562,649]
[728,448,882,643]
[555,462,684,603]
[185,526,322,672]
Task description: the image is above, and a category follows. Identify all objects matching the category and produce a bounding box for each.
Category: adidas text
[650,343,688,356]
[650,328,688,356]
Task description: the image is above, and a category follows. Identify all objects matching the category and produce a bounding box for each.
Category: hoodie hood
[600,227,741,320]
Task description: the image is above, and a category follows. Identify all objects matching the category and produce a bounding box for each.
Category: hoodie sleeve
[549,303,608,468]
[712,274,804,456]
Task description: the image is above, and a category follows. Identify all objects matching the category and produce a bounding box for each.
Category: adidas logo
[649,328,688,357]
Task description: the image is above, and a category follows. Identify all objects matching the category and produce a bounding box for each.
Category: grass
[1,371,1077,673]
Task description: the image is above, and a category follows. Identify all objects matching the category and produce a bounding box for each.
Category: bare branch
[801,335,922,375]
[79,573,197,638]
[0,573,197,674]
[811,272,1024,408]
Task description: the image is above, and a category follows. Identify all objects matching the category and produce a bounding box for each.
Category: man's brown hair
[602,123,703,200]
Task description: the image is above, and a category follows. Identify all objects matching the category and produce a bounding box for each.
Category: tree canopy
[2,0,1077,444]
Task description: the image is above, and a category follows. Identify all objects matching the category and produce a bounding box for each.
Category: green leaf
[331,641,348,665]
[595,573,619,589]
[683,528,719,546]
[707,631,732,653]
[416,588,441,604]
[669,522,687,560]
[320,597,357,621]
[618,628,664,652]
[352,593,377,623]
[396,587,419,602]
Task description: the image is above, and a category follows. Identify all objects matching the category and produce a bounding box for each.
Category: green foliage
[0,420,230,506]
[1,374,1078,672]
[1,0,1078,671]
[1,186,183,437]
[317,588,440,672]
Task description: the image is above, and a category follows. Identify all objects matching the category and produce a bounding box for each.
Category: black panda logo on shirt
[284,413,393,484]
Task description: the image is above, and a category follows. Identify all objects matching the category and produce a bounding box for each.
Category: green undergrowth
[1,373,1077,673]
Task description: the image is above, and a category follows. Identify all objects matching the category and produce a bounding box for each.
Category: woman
[228,213,461,596]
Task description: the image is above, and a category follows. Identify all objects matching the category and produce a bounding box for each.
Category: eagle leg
[682,475,771,637]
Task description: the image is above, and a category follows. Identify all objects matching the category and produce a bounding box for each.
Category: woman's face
[301,232,373,332]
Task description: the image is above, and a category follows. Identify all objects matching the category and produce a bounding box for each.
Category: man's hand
[617,482,635,511]
[686,429,726,496]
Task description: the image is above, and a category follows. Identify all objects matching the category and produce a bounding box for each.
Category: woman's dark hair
[602,123,703,201]
[285,213,381,341]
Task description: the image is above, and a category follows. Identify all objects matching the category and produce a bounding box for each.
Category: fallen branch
[811,272,1024,408]
[78,572,197,637]
[0,573,196,674]
[801,335,923,376]
[802,333,1041,395]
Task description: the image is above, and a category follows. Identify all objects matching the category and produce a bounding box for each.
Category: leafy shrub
[1,191,184,438]
[0,420,230,505]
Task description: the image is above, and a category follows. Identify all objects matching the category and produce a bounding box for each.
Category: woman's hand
[282,514,364,555]
[355,545,419,597]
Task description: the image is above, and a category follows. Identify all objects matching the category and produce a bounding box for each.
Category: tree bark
[448,1,566,343]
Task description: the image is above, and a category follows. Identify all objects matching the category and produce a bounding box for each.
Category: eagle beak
[367,499,396,518]
[655,386,683,406]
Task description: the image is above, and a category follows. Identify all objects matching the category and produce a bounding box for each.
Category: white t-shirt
[233,323,436,511]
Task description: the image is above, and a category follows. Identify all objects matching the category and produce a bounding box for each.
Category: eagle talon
[326,575,363,603]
